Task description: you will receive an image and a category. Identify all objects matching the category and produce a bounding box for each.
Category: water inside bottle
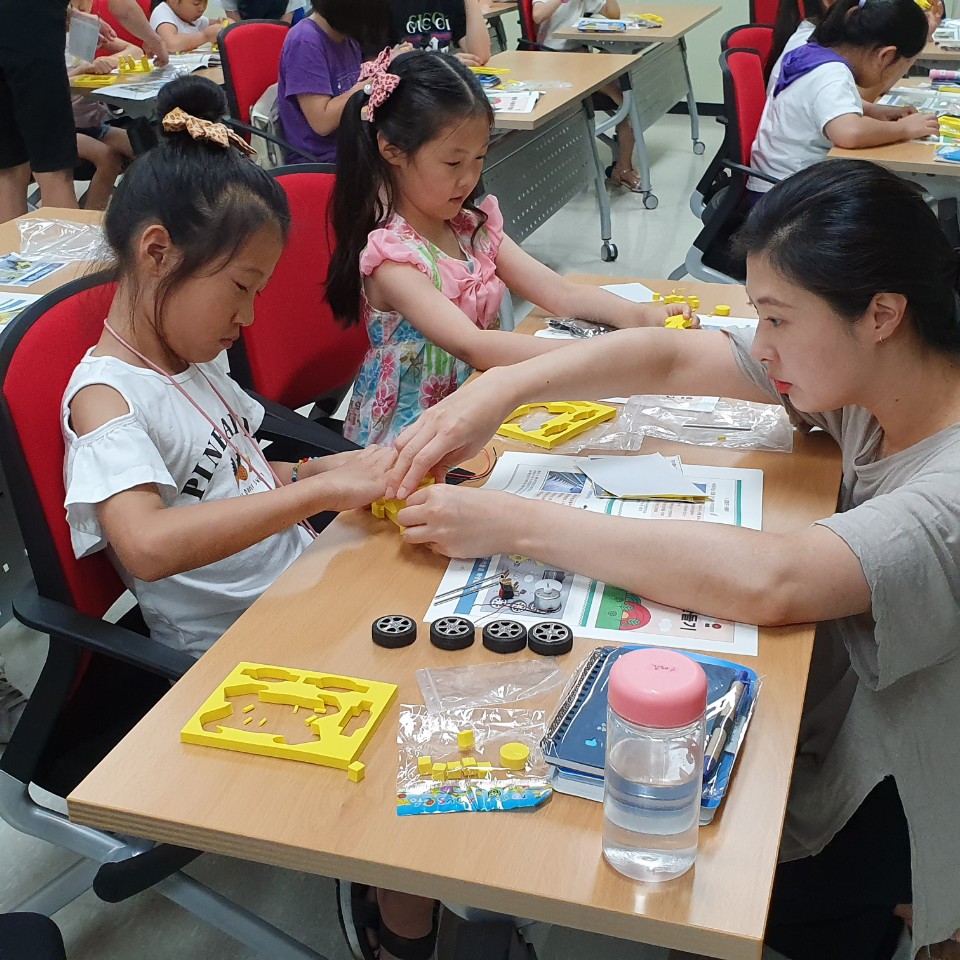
[602,736,701,882]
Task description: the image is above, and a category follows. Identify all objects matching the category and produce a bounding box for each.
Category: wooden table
[553,4,721,165]
[483,50,646,260]
[71,65,225,120]
[68,276,843,960]
[0,209,105,298]
[921,38,960,62]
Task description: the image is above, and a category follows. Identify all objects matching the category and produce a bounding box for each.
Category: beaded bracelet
[291,457,312,483]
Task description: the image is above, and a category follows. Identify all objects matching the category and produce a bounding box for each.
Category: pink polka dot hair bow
[360,49,400,122]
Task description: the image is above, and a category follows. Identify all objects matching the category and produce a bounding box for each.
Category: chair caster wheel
[600,242,618,262]
[693,140,706,155]
[642,193,659,210]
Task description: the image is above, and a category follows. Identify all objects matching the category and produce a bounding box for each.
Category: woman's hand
[398,485,522,558]
[305,444,397,512]
[621,301,699,329]
[387,372,515,499]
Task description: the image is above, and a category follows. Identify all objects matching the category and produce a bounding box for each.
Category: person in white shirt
[149,0,221,52]
[221,0,305,22]
[748,0,935,196]
[532,0,648,193]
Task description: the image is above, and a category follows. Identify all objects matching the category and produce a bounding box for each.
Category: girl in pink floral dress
[327,49,688,446]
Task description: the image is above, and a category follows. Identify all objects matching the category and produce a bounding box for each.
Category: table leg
[622,82,658,209]
[679,36,706,155]
[489,15,508,53]
[583,99,619,261]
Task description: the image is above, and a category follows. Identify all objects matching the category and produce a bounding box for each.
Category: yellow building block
[460,755,477,772]
[688,297,700,310]
[476,762,493,778]
[500,742,530,771]
[431,762,447,781]
[497,401,617,449]
[713,305,731,316]
[371,476,436,530]
[447,761,463,779]
[417,756,433,775]
[665,316,693,330]
[243,716,253,725]
[348,761,365,783]
[180,662,398,780]
[258,718,268,727]
[457,729,475,751]
[242,704,256,713]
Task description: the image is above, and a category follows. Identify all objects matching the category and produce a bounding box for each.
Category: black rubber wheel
[600,241,618,262]
[482,619,528,654]
[527,621,574,656]
[693,139,706,155]
[371,614,417,649]
[430,616,475,651]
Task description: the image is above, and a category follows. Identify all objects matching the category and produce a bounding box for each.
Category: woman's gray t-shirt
[727,329,960,950]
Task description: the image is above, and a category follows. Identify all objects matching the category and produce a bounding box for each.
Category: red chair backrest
[518,0,538,44]
[0,276,124,616]
[749,0,780,25]
[220,19,290,126]
[235,169,368,410]
[721,24,775,74]
[722,48,768,166]
[93,0,151,49]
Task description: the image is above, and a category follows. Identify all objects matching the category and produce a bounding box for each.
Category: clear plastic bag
[396,705,552,815]
[18,219,107,263]
[416,659,565,713]
[580,394,794,453]
[503,79,573,91]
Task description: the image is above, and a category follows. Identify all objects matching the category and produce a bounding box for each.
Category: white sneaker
[0,657,28,745]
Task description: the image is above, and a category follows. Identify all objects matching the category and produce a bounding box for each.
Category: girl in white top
[149,0,221,52]
[62,75,395,657]
[748,0,936,195]
[387,158,960,959]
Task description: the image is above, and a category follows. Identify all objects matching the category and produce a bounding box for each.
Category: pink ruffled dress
[343,195,506,446]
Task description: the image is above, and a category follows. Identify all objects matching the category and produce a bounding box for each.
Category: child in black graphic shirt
[390,0,490,64]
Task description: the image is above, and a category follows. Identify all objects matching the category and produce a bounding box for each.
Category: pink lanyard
[103,320,317,540]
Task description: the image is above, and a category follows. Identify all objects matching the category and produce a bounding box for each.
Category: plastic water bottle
[602,648,707,882]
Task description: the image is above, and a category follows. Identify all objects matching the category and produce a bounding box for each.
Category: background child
[62,75,394,656]
[277,0,390,164]
[748,0,937,195]
[149,0,221,53]
[389,0,491,65]
[533,0,645,191]
[326,50,689,446]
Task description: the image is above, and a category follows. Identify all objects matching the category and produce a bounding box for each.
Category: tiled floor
[0,113,727,959]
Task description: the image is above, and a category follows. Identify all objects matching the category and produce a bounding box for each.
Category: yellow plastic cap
[499,742,530,771]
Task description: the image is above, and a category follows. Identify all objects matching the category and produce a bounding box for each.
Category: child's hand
[873,103,917,121]
[898,111,941,140]
[454,52,483,67]
[307,444,397,512]
[398,486,518,558]
[927,0,944,40]
[623,302,699,329]
[203,23,223,42]
[90,56,119,74]
[390,42,414,57]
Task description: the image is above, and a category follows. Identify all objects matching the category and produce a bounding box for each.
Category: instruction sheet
[424,452,762,656]
[0,254,66,289]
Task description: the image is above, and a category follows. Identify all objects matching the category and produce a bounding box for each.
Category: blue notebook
[541,646,760,823]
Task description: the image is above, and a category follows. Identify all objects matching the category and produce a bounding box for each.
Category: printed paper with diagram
[424,452,762,656]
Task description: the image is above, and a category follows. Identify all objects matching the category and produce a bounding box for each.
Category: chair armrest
[720,158,779,184]
[220,117,331,168]
[13,589,195,681]
[252,392,359,455]
[93,845,202,902]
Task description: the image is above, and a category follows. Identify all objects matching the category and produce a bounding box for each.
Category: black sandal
[335,881,439,960]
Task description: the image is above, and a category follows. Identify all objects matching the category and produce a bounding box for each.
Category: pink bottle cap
[608,649,707,729]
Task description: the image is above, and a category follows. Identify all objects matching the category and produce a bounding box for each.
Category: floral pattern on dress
[343,196,507,446]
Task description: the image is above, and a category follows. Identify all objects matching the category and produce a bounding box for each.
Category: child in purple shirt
[277,0,389,164]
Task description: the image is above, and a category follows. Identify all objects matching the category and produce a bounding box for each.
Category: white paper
[576,452,708,500]
[0,292,41,330]
[424,452,762,656]
[0,254,67,289]
[487,90,540,113]
[600,282,656,303]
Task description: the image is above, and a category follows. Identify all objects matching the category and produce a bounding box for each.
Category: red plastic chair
[517,0,540,48]
[93,0,151,49]
[230,166,369,421]
[749,0,780,25]
[219,18,289,127]
[671,47,777,283]
[721,23,776,76]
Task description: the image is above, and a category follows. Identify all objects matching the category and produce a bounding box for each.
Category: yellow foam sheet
[496,400,617,449]
[180,662,397,775]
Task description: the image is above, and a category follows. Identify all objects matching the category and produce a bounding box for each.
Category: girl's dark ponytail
[326,51,494,327]
[771,0,827,74]
[813,0,928,57]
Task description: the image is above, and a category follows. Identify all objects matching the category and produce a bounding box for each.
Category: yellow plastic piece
[665,316,693,330]
[292,704,300,714]
[713,305,731,317]
[457,729,475,751]
[431,762,447,781]
[371,476,436,531]
[348,761,365,782]
[500,742,530,771]
[636,12,665,21]
[180,662,398,779]
[652,291,662,301]
[71,73,124,87]
[469,66,511,75]
[662,294,685,304]
[497,401,617,449]
[461,756,478,776]
[477,761,493,778]
[242,704,256,713]
[688,297,700,310]
[447,761,463,779]
[118,54,153,74]
[243,716,254,725]
[258,718,268,727]
[417,755,433,775]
